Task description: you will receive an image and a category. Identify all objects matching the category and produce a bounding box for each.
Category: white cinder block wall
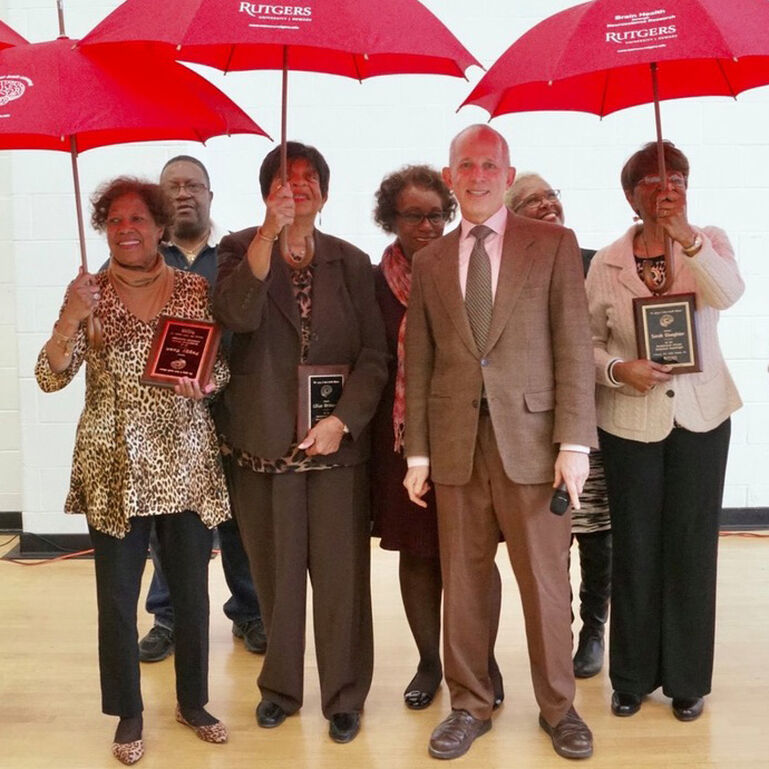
[2,1,768,536]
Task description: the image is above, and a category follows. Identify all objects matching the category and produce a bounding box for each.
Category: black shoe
[672,697,704,722]
[138,625,174,662]
[328,712,361,744]
[490,661,505,709]
[255,700,287,729]
[573,629,604,678]
[611,691,642,717]
[233,618,267,654]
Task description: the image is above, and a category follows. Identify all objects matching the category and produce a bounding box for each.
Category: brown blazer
[213,227,388,464]
[405,213,597,486]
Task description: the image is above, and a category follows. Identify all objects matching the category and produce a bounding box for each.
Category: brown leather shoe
[428,709,491,760]
[539,707,593,759]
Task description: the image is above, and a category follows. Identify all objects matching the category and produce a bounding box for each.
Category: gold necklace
[172,230,210,263]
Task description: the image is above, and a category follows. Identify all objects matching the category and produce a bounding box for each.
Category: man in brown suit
[404,125,597,760]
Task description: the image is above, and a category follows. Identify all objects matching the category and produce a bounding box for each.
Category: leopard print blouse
[35,270,231,539]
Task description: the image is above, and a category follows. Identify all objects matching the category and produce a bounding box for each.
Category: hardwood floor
[0,534,767,768]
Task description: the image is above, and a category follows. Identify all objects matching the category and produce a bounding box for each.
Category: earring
[318,208,323,227]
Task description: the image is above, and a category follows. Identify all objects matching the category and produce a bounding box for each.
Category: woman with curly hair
[36,176,230,765]
[371,165,503,710]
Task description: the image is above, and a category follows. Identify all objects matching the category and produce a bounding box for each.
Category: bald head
[443,124,515,224]
[449,124,510,168]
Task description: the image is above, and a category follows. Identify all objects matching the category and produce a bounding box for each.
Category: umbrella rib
[598,69,611,118]
[352,53,363,83]
[223,45,236,74]
[715,58,738,100]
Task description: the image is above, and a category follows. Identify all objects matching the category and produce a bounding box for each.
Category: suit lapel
[485,217,534,353]
[307,232,340,333]
[268,249,301,334]
[432,229,478,356]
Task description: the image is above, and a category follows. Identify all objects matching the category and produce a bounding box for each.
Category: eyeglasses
[164,181,208,195]
[396,211,448,226]
[636,173,686,189]
[514,189,560,212]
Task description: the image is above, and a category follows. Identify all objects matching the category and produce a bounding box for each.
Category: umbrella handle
[279,231,315,267]
[69,138,103,348]
[276,46,314,267]
[650,62,674,295]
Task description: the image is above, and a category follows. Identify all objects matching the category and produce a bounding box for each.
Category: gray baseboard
[3,507,767,559]
[719,507,769,531]
[5,532,93,559]
[0,512,22,532]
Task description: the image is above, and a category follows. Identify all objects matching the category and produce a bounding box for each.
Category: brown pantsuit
[436,415,574,725]
[230,463,373,718]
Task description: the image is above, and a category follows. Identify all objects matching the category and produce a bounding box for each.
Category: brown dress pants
[230,463,373,718]
[435,414,575,725]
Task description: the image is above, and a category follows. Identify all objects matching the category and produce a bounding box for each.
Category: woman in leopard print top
[35,177,230,765]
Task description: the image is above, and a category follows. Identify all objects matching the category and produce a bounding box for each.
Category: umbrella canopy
[0,37,267,271]
[0,37,267,152]
[461,0,769,294]
[81,0,479,78]
[0,19,28,50]
[82,0,478,260]
[462,0,769,118]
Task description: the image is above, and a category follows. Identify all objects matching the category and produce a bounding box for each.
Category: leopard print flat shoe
[175,706,228,744]
[111,738,144,765]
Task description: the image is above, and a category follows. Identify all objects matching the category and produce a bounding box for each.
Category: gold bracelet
[51,326,75,355]
[681,233,702,257]
[256,226,279,243]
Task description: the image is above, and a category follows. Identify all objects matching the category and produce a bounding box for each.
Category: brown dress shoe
[539,706,593,759]
[428,709,491,760]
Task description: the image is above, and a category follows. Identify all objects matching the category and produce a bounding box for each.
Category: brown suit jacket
[213,227,388,464]
[405,213,597,486]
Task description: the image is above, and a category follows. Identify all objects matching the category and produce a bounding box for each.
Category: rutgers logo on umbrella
[0,75,32,113]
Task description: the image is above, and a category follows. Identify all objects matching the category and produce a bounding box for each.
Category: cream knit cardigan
[586,224,743,443]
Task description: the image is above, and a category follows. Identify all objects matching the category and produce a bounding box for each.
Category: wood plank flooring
[0,534,767,768]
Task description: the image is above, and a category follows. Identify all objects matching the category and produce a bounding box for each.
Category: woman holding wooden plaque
[213,142,388,744]
[35,177,231,765]
[585,141,744,723]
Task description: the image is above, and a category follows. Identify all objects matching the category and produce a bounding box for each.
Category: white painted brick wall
[3,0,769,532]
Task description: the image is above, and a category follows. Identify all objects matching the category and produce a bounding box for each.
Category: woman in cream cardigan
[585,141,743,723]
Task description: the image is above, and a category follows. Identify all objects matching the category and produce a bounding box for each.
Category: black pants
[89,512,213,717]
[600,419,730,698]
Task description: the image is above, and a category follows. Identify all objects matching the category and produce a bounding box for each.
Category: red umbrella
[463,0,769,118]
[81,0,479,257]
[461,0,769,291]
[0,19,28,49]
[81,0,478,78]
[0,37,268,271]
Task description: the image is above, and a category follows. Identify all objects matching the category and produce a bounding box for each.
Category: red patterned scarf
[381,241,412,453]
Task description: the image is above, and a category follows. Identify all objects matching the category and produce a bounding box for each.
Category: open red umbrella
[0,36,268,271]
[463,0,769,118]
[461,0,769,291]
[81,0,478,78]
[0,19,28,50]
[81,0,479,257]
